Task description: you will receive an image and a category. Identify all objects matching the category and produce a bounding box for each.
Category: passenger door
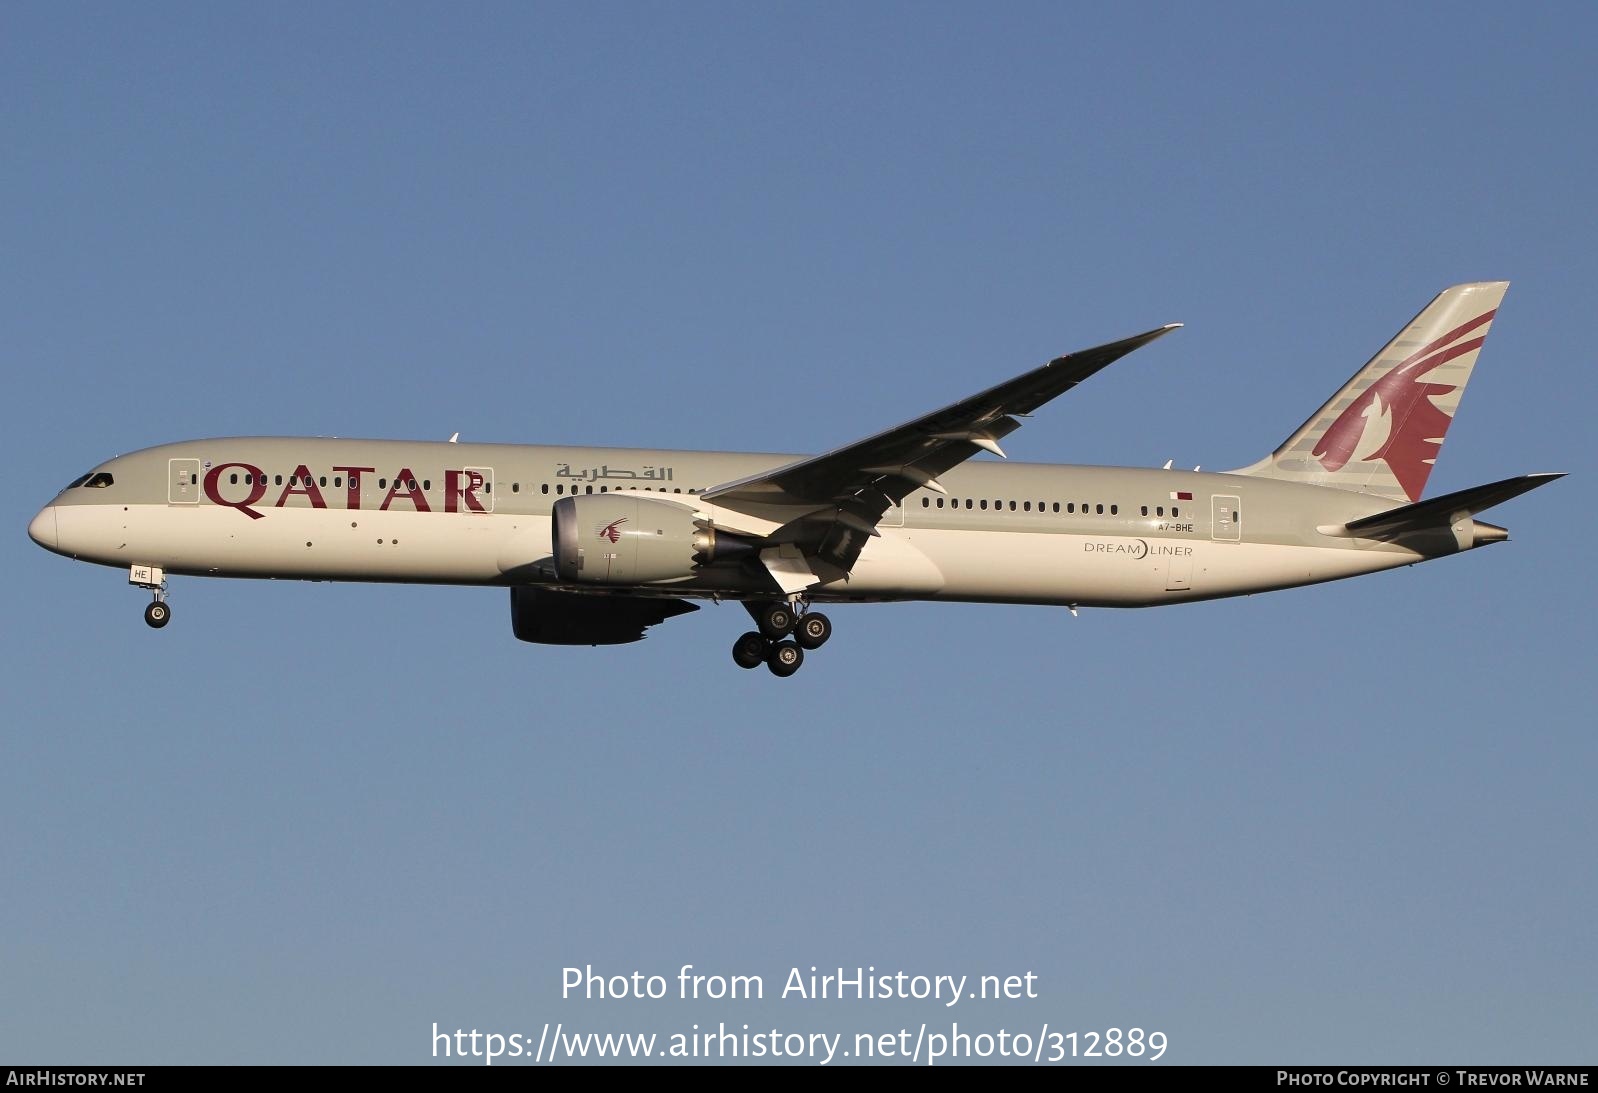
[1211,494,1241,542]
[168,458,200,504]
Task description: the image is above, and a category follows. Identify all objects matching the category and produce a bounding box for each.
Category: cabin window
[1023,501,1031,511]
[334,477,343,488]
[937,497,945,509]
[541,483,549,494]
[979,499,988,510]
[1157,505,1164,516]
[1052,502,1060,513]
[1141,505,1148,516]
[512,482,520,493]
[585,485,593,494]
[422,479,430,490]
[378,479,387,489]
[1008,500,1017,511]
[1172,506,1180,517]
[277,475,285,486]
[1096,504,1104,514]
[1067,503,1075,513]
[921,497,929,507]
[1110,504,1118,515]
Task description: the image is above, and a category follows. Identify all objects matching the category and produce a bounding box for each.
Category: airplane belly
[815,530,944,597]
[914,529,1163,604]
[105,504,516,584]
[495,516,555,580]
[1173,541,1413,601]
[904,530,1416,606]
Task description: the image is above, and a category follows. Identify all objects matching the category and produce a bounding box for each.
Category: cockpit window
[65,473,92,489]
[83,472,114,488]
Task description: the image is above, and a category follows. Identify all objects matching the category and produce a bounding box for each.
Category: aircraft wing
[702,323,1180,581]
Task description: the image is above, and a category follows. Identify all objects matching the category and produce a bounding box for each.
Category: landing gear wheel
[795,612,832,650]
[758,602,797,639]
[732,631,770,669]
[144,601,171,629]
[766,640,804,677]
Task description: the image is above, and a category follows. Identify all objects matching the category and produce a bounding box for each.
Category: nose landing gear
[730,600,832,676]
[143,599,171,629]
[130,564,170,629]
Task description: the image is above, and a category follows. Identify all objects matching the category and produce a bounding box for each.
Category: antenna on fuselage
[448,432,459,444]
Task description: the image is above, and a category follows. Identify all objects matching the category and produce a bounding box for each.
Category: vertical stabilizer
[1232,282,1508,501]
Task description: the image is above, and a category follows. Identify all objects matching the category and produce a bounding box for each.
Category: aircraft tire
[758,603,796,639]
[732,631,769,669]
[795,612,832,650]
[766,640,804,677]
[144,602,171,629]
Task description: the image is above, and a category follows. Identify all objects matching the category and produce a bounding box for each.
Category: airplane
[28,281,1562,677]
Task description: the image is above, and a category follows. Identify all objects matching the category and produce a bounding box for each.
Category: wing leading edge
[702,324,1181,581]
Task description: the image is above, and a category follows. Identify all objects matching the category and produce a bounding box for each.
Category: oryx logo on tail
[1232,281,1508,502]
[1312,309,1495,501]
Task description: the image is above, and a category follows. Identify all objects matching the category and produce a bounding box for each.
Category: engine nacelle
[552,494,752,585]
[509,586,698,645]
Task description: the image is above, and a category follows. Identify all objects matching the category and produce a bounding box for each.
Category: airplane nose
[28,505,57,551]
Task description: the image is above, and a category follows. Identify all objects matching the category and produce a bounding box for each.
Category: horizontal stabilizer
[1321,473,1565,540]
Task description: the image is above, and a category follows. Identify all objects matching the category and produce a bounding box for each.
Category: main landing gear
[730,600,833,677]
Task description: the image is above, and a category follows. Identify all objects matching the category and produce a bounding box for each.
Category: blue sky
[3,3,1592,1065]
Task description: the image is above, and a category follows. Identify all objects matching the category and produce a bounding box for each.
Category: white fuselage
[29,437,1429,609]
